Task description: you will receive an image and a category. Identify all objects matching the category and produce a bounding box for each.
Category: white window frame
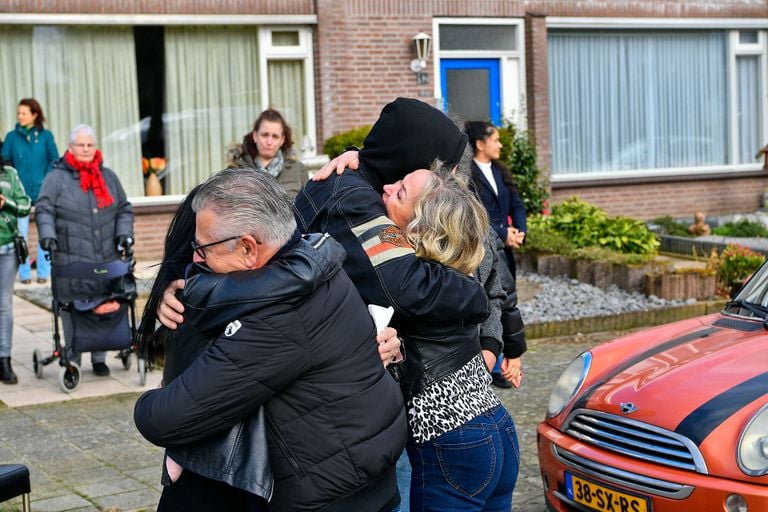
[432,17,527,128]
[729,30,768,166]
[259,26,317,156]
[547,17,768,182]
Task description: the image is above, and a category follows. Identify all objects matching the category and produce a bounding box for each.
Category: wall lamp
[410,32,432,85]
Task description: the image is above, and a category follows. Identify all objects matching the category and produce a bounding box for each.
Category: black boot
[0,357,18,384]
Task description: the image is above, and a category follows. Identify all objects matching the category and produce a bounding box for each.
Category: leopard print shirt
[407,354,501,444]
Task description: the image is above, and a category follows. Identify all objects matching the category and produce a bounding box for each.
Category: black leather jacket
[135,233,406,511]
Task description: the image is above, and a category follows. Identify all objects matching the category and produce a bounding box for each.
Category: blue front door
[440,58,501,125]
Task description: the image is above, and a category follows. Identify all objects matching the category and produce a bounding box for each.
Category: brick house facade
[1,0,767,261]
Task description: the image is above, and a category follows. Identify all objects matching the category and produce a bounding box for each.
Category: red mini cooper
[538,260,768,512]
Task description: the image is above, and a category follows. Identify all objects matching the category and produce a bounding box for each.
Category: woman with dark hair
[226,108,308,197]
[1,98,59,284]
[136,185,199,369]
[464,121,527,278]
[464,121,528,390]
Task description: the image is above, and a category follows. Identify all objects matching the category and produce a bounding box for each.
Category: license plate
[565,472,651,512]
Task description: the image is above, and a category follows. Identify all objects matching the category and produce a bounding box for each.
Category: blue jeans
[17,216,50,281]
[407,405,519,512]
[391,450,412,512]
[0,247,18,358]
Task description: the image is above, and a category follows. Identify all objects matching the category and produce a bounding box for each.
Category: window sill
[551,167,767,189]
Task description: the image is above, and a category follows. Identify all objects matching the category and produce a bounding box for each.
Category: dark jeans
[157,469,267,512]
[406,405,519,512]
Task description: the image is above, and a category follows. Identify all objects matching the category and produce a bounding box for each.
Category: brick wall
[0,0,314,14]
[5,0,768,221]
[313,0,768,140]
[525,13,551,181]
[551,175,768,219]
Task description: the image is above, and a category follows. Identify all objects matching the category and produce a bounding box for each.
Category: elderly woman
[35,124,134,377]
[226,108,308,197]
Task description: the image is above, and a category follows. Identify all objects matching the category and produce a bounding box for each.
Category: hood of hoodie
[359,97,468,193]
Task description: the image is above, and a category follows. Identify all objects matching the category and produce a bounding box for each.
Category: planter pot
[145,173,162,196]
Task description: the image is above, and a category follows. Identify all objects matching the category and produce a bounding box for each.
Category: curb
[526,299,727,339]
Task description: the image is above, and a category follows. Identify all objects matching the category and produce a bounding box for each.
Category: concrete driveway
[0,292,620,512]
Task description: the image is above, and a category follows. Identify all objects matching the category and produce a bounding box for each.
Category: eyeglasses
[72,143,96,149]
[191,236,240,259]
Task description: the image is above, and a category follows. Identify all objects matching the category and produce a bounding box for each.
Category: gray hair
[191,167,297,247]
[429,150,473,185]
[68,124,97,145]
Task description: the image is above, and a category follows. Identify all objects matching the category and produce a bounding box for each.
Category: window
[0,23,316,196]
[0,25,143,195]
[548,29,766,178]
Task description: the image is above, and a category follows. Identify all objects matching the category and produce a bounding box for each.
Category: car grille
[564,409,707,473]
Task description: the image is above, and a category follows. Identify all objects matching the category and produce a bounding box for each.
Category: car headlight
[547,352,592,418]
[738,403,768,476]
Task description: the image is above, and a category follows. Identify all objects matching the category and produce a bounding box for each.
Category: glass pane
[0,26,144,194]
[268,60,307,151]
[548,30,729,175]
[165,26,261,194]
[739,30,759,44]
[439,25,516,51]
[737,55,761,164]
[272,31,300,47]
[445,68,490,121]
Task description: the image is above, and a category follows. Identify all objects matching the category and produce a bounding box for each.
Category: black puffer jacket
[35,157,133,301]
[134,234,406,511]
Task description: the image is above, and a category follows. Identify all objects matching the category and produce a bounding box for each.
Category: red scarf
[63,149,114,208]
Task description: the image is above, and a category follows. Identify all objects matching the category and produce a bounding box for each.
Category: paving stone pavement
[0,266,625,512]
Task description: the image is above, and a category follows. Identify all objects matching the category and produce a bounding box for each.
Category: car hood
[581,314,768,442]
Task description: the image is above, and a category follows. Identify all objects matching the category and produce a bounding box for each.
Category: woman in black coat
[464,121,527,279]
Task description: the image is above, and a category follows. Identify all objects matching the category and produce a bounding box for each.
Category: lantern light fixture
[410,32,431,84]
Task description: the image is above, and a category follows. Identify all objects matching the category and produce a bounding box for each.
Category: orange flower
[142,157,167,176]
[149,157,167,172]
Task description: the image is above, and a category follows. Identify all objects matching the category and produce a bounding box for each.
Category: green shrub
[322,125,372,159]
[538,197,659,256]
[707,244,765,290]
[497,120,550,215]
[570,246,654,266]
[651,216,693,237]
[711,219,768,238]
[522,217,573,255]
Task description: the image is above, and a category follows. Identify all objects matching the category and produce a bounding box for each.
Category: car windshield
[724,259,768,320]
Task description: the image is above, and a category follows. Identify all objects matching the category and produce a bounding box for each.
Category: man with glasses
[135,168,406,512]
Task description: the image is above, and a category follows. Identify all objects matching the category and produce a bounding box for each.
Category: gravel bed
[517,271,694,324]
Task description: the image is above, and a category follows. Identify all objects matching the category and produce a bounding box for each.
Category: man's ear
[240,234,261,267]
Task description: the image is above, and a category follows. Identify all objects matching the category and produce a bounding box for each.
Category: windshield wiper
[725,299,768,327]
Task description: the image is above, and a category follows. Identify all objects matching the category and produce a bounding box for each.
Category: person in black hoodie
[135,168,406,511]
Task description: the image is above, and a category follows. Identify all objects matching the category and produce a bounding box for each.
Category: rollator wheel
[137,357,147,386]
[58,362,81,393]
[32,349,44,379]
[121,352,132,371]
